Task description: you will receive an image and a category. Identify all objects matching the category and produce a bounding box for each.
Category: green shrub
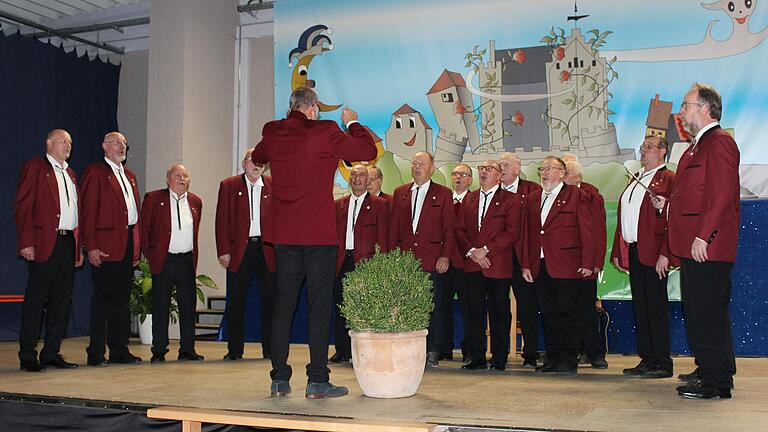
[340,247,434,333]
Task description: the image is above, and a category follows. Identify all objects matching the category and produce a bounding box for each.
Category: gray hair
[288,86,319,112]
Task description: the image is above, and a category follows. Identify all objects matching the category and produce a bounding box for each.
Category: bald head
[499,152,521,185]
[166,164,190,195]
[46,129,72,165]
[102,131,128,164]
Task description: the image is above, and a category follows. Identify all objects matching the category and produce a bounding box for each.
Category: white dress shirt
[540,181,564,258]
[411,180,431,234]
[246,176,264,237]
[501,176,520,193]
[104,157,138,225]
[452,190,468,204]
[620,164,665,244]
[477,185,499,230]
[168,190,194,253]
[345,192,367,250]
[47,154,78,230]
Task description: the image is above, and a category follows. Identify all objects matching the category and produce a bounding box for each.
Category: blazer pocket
[681,213,700,217]
[430,241,444,245]
[684,164,702,169]
[560,246,578,250]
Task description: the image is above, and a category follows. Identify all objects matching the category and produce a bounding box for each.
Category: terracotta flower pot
[349,329,428,398]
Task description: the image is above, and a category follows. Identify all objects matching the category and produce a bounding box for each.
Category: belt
[168,251,192,257]
[57,229,73,236]
[249,236,261,242]
[345,249,355,257]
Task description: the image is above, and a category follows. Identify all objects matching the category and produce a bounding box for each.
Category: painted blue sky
[274,0,768,164]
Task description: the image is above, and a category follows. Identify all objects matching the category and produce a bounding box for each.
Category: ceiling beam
[237,0,274,13]
[30,16,147,37]
[0,9,124,54]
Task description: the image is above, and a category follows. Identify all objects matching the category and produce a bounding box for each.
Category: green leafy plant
[130,257,218,324]
[340,247,434,333]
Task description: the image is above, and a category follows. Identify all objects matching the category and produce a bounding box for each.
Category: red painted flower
[454,101,466,115]
[512,49,526,64]
[554,46,565,61]
[511,111,524,126]
[559,70,571,82]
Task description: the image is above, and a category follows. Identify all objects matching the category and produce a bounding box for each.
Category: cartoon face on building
[385,103,433,161]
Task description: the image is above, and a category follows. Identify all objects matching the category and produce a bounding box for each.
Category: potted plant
[130,257,218,345]
[340,247,434,398]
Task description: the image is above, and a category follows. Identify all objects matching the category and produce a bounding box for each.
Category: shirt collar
[104,157,123,171]
[170,189,187,201]
[453,190,468,201]
[502,177,519,191]
[46,153,67,170]
[411,179,431,191]
[543,181,564,197]
[245,175,264,188]
[694,122,719,143]
[481,184,500,195]
[351,191,367,202]
[640,163,666,176]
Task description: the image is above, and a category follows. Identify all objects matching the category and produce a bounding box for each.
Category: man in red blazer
[521,156,595,375]
[330,164,389,363]
[140,164,204,363]
[14,129,83,372]
[80,131,142,366]
[500,152,542,368]
[564,159,609,369]
[251,86,376,399]
[611,135,676,379]
[389,151,455,368]
[366,166,391,202]
[215,148,276,361]
[456,160,521,371]
[665,84,740,399]
[441,163,472,362]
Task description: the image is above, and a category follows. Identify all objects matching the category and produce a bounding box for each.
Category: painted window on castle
[441,92,454,102]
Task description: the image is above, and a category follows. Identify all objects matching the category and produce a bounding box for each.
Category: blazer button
[56,213,60,218]
[540,230,544,234]
[414,242,418,247]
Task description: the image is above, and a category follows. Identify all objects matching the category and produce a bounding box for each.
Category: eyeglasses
[680,101,705,110]
[477,165,501,173]
[105,139,128,147]
[537,166,564,173]
[639,143,663,151]
[451,171,471,178]
[412,161,429,168]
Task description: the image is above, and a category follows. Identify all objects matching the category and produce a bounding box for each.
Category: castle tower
[427,69,481,166]
[385,104,433,161]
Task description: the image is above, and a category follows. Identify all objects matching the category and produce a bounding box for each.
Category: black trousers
[440,265,469,355]
[270,244,336,383]
[225,239,276,357]
[151,252,196,356]
[19,233,75,363]
[465,272,512,364]
[427,271,447,353]
[510,251,540,361]
[87,228,133,361]
[680,258,737,389]
[628,243,672,371]
[577,278,603,360]
[534,259,580,368]
[332,251,356,357]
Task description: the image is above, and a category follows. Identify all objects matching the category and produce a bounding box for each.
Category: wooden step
[196,308,224,315]
[194,323,219,330]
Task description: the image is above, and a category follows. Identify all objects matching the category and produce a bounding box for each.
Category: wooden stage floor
[0,337,766,431]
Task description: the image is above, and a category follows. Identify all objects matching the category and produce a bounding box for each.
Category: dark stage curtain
[0,33,120,341]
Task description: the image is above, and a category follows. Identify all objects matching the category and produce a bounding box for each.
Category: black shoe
[534,363,558,374]
[426,352,439,368]
[489,361,506,371]
[641,367,673,379]
[590,357,608,369]
[20,360,45,372]
[87,357,109,367]
[678,368,699,382]
[622,361,651,376]
[270,380,291,397]
[178,352,204,361]
[150,353,166,363]
[461,359,488,370]
[40,355,78,369]
[555,363,578,375]
[305,381,348,399]
[223,352,242,361]
[263,352,271,360]
[329,352,351,363]
[109,353,142,364]
[678,382,731,399]
[438,351,453,361]
[522,358,538,369]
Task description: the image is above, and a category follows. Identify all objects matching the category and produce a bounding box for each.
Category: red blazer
[612,168,676,268]
[251,112,376,245]
[389,181,455,272]
[80,160,140,262]
[450,193,468,270]
[140,189,202,275]
[579,182,607,279]
[214,174,276,273]
[510,179,542,261]
[522,184,596,279]
[334,193,390,273]
[667,126,740,262]
[456,189,521,278]
[14,157,82,263]
[377,191,392,203]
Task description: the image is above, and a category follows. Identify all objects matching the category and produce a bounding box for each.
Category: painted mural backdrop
[273,0,768,300]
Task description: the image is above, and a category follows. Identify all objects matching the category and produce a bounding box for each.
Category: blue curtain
[0,33,120,341]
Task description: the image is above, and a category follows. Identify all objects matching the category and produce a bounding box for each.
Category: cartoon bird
[288,25,342,112]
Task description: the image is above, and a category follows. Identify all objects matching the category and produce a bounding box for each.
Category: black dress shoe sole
[20,364,45,372]
[41,362,78,369]
[679,390,732,399]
